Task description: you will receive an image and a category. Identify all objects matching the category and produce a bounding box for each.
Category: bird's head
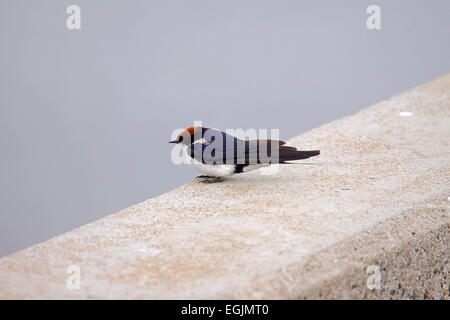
[169,126,201,145]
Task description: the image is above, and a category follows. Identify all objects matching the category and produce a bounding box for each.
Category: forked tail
[279,147,320,163]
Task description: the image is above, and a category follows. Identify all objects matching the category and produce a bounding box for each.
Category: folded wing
[188,134,319,165]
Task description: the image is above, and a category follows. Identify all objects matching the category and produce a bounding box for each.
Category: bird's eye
[178,136,183,143]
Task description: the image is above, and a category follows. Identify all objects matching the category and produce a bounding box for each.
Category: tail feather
[279,148,320,163]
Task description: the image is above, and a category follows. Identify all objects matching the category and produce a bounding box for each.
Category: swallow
[169,126,320,182]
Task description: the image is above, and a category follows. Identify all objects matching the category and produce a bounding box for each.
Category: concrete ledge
[0,75,449,299]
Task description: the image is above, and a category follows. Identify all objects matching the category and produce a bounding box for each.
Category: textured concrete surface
[0,75,449,299]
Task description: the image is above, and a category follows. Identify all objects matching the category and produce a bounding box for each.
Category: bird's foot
[196,176,224,183]
[195,175,212,179]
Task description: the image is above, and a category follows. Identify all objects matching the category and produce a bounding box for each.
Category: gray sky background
[1,0,449,257]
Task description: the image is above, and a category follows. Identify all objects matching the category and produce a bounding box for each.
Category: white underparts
[184,144,270,177]
[191,158,270,177]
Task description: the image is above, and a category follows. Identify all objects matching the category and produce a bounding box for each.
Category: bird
[169,126,320,182]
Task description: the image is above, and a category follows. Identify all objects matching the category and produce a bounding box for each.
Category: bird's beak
[168,140,177,144]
